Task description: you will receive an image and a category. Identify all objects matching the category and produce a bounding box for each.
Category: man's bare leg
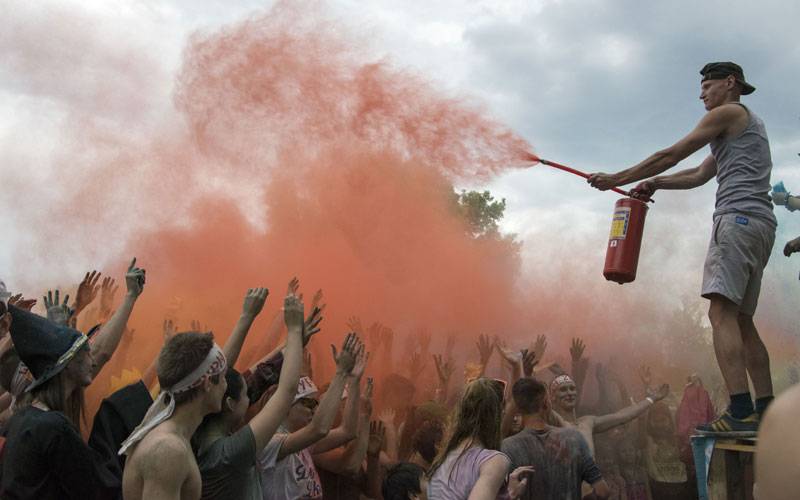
[738,313,773,398]
[708,295,749,395]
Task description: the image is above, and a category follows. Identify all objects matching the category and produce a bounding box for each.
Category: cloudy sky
[1,0,798,333]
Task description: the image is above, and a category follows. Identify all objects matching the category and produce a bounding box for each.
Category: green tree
[455,190,508,238]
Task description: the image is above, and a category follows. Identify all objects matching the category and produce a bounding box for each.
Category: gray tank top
[710,103,776,226]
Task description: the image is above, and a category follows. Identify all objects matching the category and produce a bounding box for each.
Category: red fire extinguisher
[526,155,652,284]
[603,197,649,284]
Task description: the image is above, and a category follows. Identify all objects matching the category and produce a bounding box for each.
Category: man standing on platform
[589,62,776,436]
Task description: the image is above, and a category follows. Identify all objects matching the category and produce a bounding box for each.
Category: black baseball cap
[700,62,755,95]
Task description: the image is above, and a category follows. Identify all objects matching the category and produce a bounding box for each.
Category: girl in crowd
[428,377,531,500]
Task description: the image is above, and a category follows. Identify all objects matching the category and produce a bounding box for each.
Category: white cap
[294,376,319,402]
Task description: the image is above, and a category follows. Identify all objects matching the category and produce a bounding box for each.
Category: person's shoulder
[136,432,192,471]
[480,452,511,476]
[12,407,73,432]
[707,102,748,121]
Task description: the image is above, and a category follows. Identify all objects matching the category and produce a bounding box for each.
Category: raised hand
[570,338,586,363]
[497,340,522,368]
[350,344,370,379]
[286,277,300,297]
[125,258,146,298]
[310,289,324,311]
[284,293,305,333]
[302,306,323,346]
[648,383,670,402]
[532,334,547,363]
[521,348,538,377]
[99,277,118,314]
[367,420,385,457]
[409,349,426,380]
[8,294,37,311]
[378,407,396,427]
[190,319,207,332]
[243,287,269,318]
[361,377,374,415]
[74,270,102,315]
[43,290,73,326]
[346,316,364,336]
[433,353,455,386]
[476,334,495,366]
[332,332,360,374]
[162,319,178,344]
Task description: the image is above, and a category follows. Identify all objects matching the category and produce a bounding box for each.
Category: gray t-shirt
[197,426,266,500]
[501,427,602,500]
[258,430,322,500]
[710,104,776,226]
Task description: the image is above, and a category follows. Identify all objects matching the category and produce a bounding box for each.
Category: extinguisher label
[609,207,631,240]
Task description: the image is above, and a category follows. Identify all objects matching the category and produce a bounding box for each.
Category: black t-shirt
[1,407,118,500]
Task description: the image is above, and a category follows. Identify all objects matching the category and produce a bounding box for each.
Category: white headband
[119,343,226,456]
[550,374,575,392]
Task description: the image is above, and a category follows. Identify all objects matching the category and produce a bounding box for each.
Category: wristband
[645,396,655,405]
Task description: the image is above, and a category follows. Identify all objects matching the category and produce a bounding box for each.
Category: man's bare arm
[590,104,741,189]
[647,155,717,191]
[593,383,669,434]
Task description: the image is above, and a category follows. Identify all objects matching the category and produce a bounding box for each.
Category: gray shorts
[701,213,775,316]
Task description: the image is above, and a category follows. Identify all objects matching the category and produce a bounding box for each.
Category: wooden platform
[692,436,757,500]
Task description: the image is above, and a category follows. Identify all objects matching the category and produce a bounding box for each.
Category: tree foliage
[455,190,508,238]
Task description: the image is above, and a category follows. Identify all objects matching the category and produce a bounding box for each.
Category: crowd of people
[2,56,799,499]
[2,257,794,500]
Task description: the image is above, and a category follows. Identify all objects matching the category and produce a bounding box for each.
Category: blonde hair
[428,378,502,478]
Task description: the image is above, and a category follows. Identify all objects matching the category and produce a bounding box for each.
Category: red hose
[525,153,651,200]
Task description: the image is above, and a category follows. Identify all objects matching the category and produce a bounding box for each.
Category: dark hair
[194,368,245,448]
[157,332,216,406]
[512,377,548,414]
[382,463,424,500]
[30,370,85,428]
[413,419,444,464]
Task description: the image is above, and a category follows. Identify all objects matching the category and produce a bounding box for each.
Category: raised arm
[249,292,303,452]
[91,258,145,378]
[276,333,359,460]
[593,384,669,434]
[224,287,268,369]
[312,343,367,453]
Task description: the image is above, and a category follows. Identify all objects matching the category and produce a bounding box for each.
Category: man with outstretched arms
[589,62,775,435]
[549,373,669,456]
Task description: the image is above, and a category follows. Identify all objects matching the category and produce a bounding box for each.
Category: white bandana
[119,343,226,456]
[550,374,576,392]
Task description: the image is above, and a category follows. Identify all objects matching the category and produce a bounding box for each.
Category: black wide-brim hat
[700,61,755,95]
[7,304,88,392]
